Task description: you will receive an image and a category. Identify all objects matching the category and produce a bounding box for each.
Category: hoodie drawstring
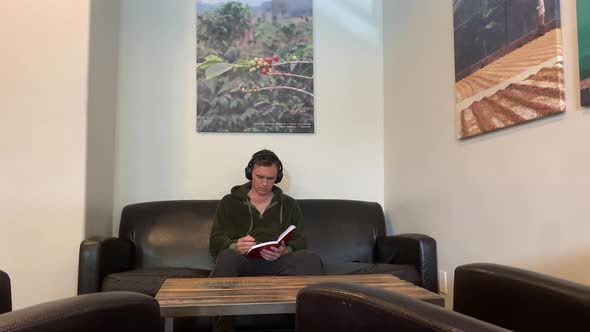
[246,199,254,235]
[280,195,283,224]
[245,194,283,235]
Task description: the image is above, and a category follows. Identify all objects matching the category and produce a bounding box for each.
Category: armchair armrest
[295,282,507,332]
[0,270,11,314]
[454,263,590,332]
[0,292,160,332]
[375,233,438,293]
[77,237,134,295]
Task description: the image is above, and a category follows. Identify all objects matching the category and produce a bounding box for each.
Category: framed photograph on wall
[196,0,314,133]
[453,0,565,139]
[578,0,590,106]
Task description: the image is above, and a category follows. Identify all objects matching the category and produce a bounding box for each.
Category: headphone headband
[245,149,283,183]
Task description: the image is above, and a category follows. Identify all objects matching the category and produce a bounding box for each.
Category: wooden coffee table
[156,274,444,331]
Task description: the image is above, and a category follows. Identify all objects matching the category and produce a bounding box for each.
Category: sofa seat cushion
[324,263,421,286]
[101,267,211,297]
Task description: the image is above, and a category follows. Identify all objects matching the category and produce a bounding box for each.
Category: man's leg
[210,249,246,332]
[272,250,324,276]
[210,249,247,277]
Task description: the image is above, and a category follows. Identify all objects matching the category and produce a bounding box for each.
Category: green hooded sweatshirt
[209,182,307,257]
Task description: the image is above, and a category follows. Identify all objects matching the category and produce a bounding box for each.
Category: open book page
[246,225,296,258]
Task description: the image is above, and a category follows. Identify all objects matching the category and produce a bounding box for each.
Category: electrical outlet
[438,271,448,295]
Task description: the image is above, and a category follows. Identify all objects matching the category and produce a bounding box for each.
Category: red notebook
[246,225,296,259]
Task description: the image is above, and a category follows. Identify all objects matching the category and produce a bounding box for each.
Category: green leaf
[205,63,234,80]
[197,54,225,70]
[233,59,251,69]
[205,54,223,62]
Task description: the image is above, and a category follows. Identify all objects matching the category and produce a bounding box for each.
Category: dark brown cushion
[101,267,210,296]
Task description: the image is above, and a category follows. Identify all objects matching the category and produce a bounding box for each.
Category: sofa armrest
[0,270,11,314]
[77,237,134,295]
[375,233,438,293]
[0,292,161,332]
[295,282,507,332]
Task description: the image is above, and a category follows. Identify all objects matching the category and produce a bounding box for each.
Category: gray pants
[210,248,324,277]
[210,249,324,331]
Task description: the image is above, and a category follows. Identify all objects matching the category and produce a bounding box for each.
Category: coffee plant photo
[196,0,314,133]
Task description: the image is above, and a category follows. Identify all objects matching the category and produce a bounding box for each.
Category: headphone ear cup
[275,171,283,183]
[245,166,253,180]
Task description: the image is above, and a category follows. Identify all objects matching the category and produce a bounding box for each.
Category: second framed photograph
[453,0,565,139]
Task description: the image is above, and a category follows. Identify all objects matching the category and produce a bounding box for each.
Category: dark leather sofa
[0,269,161,332]
[78,199,438,331]
[454,263,590,332]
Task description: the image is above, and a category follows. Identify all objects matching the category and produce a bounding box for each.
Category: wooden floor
[156,274,444,318]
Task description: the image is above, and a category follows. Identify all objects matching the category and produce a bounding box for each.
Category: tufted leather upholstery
[454,263,590,332]
[296,282,508,332]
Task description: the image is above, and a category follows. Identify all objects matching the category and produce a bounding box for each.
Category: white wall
[0,0,90,308]
[384,0,590,307]
[114,0,385,232]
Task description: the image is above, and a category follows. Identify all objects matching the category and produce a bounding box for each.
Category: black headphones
[245,149,284,183]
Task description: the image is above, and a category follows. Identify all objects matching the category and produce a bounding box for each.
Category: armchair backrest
[454,263,590,332]
[118,199,386,269]
[0,292,160,332]
[296,281,508,332]
[0,270,11,314]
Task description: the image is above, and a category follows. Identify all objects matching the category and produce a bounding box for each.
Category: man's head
[245,150,283,185]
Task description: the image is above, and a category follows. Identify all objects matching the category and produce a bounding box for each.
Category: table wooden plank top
[156,274,444,317]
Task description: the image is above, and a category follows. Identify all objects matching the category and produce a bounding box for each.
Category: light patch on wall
[316,0,379,46]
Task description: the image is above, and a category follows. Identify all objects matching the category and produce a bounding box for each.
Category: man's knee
[282,250,324,275]
[216,248,242,262]
[211,248,245,277]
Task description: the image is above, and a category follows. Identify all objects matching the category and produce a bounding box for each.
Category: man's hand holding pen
[236,235,256,254]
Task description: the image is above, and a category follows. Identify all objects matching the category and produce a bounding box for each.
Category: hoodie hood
[230,182,283,201]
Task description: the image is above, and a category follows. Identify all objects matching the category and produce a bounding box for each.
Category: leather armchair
[295,281,507,332]
[454,263,590,332]
[1,268,161,332]
[0,270,11,315]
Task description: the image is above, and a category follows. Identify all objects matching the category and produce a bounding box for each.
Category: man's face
[251,164,278,197]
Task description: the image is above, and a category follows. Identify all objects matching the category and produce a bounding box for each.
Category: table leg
[164,317,174,332]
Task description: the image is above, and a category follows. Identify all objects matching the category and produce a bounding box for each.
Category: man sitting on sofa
[209,149,323,331]
[209,149,323,277]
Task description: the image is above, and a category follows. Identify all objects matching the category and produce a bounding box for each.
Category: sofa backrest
[119,199,386,270]
[298,200,385,264]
